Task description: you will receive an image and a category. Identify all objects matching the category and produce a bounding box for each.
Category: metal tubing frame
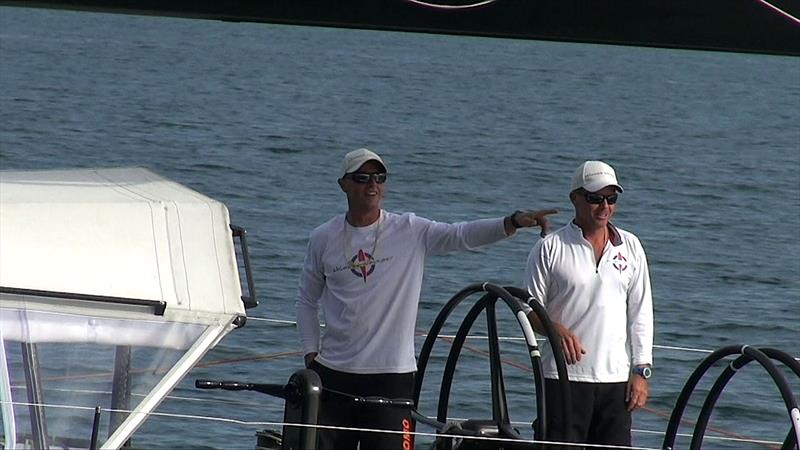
[435,293,495,424]
[109,346,132,441]
[503,285,572,443]
[662,345,800,450]
[22,342,49,450]
[230,224,258,309]
[90,406,102,450]
[415,283,484,399]
[0,286,166,316]
[0,331,17,450]
[101,320,233,449]
[485,298,508,427]
[689,346,799,449]
[414,282,571,447]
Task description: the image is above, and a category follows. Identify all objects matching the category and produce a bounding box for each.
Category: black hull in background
[2,0,799,56]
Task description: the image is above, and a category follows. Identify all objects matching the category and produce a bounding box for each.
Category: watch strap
[510,210,524,229]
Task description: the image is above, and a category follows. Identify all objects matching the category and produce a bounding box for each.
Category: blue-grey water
[1,6,799,449]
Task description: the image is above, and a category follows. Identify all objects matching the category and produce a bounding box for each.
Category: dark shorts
[309,361,415,450]
[537,379,631,450]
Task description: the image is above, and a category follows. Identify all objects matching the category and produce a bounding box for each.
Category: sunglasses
[583,192,619,205]
[347,172,388,184]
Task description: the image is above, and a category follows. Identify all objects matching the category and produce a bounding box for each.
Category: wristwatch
[633,366,652,379]
[510,210,524,229]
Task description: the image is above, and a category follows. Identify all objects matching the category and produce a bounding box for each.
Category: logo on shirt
[349,249,376,282]
[612,252,628,273]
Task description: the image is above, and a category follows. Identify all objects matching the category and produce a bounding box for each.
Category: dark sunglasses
[347,172,388,184]
[584,192,619,205]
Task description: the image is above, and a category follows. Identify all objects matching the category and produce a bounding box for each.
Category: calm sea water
[1,6,799,449]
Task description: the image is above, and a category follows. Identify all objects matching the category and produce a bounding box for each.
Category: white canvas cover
[0,167,250,449]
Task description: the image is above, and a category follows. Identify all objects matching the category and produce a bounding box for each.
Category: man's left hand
[626,375,649,411]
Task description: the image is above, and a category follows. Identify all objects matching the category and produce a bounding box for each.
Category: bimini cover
[0,167,249,449]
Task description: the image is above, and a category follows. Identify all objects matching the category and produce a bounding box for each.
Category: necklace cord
[344,210,382,269]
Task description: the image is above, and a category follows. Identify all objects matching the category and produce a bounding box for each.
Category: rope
[194,351,303,368]
[40,350,303,382]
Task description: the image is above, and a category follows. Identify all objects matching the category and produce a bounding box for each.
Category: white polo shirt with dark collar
[525,221,653,383]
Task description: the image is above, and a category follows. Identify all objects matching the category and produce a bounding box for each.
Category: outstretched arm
[503,209,559,236]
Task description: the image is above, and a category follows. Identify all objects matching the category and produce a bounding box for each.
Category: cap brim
[344,157,387,175]
[583,181,624,193]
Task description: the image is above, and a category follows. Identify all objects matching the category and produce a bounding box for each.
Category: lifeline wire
[23,316,785,447]
[249,315,788,358]
[0,399,786,449]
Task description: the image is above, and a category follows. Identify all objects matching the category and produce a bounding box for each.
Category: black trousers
[310,361,415,450]
[537,379,631,450]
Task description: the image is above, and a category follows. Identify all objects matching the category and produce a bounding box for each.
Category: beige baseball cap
[342,148,387,176]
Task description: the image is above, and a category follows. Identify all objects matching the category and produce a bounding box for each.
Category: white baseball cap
[342,148,387,176]
[571,160,624,193]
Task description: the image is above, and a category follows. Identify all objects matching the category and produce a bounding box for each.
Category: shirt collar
[568,220,623,247]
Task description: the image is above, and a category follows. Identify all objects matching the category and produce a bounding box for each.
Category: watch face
[641,367,652,379]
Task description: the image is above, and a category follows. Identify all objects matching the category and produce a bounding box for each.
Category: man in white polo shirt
[525,160,653,448]
[296,148,557,450]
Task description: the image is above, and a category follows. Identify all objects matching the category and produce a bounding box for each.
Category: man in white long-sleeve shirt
[525,160,654,449]
[296,148,557,450]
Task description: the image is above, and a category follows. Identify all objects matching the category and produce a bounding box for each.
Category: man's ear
[338,178,345,192]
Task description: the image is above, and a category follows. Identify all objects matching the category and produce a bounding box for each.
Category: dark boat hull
[2,0,799,55]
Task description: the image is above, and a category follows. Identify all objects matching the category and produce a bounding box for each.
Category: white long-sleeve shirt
[296,210,508,374]
[525,221,653,382]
